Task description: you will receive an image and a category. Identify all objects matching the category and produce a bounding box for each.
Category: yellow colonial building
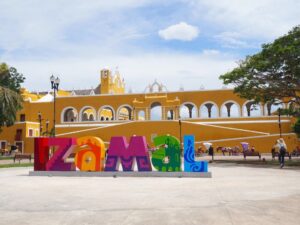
[0,68,299,154]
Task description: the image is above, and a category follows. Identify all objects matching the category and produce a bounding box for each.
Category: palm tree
[0,63,24,130]
[0,87,23,128]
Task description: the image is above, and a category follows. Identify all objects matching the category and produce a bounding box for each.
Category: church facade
[0,69,298,154]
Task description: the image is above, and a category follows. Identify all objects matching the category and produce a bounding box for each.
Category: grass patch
[0,156,14,160]
[212,159,300,167]
[0,163,33,169]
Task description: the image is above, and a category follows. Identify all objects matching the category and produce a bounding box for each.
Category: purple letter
[105,136,152,171]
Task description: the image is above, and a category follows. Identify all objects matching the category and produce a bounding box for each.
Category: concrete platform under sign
[29,171,212,178]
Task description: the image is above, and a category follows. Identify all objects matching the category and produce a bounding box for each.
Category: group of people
[0,145,19,156]
[198,138,290,169]
[216,146,243,155]
[197,144,214,160]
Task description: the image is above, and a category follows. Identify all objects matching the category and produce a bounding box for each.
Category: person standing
[277,138,287,168]
[208,145,214,161]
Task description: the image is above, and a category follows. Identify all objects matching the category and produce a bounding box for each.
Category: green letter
[151,135,181,172]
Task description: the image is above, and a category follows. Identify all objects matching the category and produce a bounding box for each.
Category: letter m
[104,136,152,172]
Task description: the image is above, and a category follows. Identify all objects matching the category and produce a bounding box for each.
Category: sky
[0,0,300,93]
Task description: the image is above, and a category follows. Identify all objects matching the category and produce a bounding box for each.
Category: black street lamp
[50,75,60,137]
[37,111,43,136]
[179,119,182,154]
[278,107,282,138]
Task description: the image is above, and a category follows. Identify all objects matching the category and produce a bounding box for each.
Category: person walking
[208,145,214,161]
[277,138,287,168]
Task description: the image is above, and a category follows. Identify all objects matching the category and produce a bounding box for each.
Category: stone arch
[82,112,88,121]
[150,102,162,120]
[242,101,263,117]
[220,100,241,117]
[117,104,133,120]
[199,101,219,118]
[98,105,115,121]
[138,110,145,120]
[264,101,285,116]
[61,107,78,122]
[144,80,168,93]
[79,106,97,121]
[180,102,198,119]
[151,82,160,93]
[89,114,95,121]
[167,109,174,120]
[287,99,298,111]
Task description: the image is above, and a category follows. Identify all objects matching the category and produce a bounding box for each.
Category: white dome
[36,93,54,102]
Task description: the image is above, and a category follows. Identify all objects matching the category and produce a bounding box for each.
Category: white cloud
[190,0,300,41]
[158,22,199,41]
[0,0,153,52]
[7,50,237,93]
[4,0,299,94]
[201,49,220,56]
[214,32,256,49]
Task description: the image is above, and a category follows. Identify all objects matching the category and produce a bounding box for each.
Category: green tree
[293,118,300,137]
[0,63,25,130]
[219,26,300,107]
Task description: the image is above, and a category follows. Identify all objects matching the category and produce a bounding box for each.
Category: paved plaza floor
[0,165,299,225]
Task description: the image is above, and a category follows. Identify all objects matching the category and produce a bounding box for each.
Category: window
[15,129,22,141]
[28,129,33,137]
[20,114,26,122]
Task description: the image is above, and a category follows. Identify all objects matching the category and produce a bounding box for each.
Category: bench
[14,153,32,163]
[271,151,291,160]
[243,151,261,159]
[0,149,9,156]
[229,150,241,156]
[291,149,300,157]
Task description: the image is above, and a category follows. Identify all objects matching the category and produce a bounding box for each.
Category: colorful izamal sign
[34,135,208,173]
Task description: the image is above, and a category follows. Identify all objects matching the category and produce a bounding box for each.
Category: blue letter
[184,135,208,172]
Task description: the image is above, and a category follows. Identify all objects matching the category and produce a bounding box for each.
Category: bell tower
[100,69,111,94]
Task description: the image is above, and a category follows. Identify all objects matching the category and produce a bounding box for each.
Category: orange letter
[75,136,105,171]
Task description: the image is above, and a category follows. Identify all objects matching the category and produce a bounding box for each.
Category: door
[0,141,6,150]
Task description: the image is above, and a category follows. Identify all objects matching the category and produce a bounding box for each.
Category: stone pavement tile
[0,167,300,225]
[225,195,300,225]
[0,207,234,225]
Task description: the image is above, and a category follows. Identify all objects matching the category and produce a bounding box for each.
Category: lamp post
[38,111,42,136]
[46,119,49,136]
[179,119,182,153]
[278,107,282,138]
[50,75,60,137]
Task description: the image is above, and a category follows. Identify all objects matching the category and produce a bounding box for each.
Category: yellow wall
[0,72,299,155]
[20,119,298,155]
[0,122,39,153]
